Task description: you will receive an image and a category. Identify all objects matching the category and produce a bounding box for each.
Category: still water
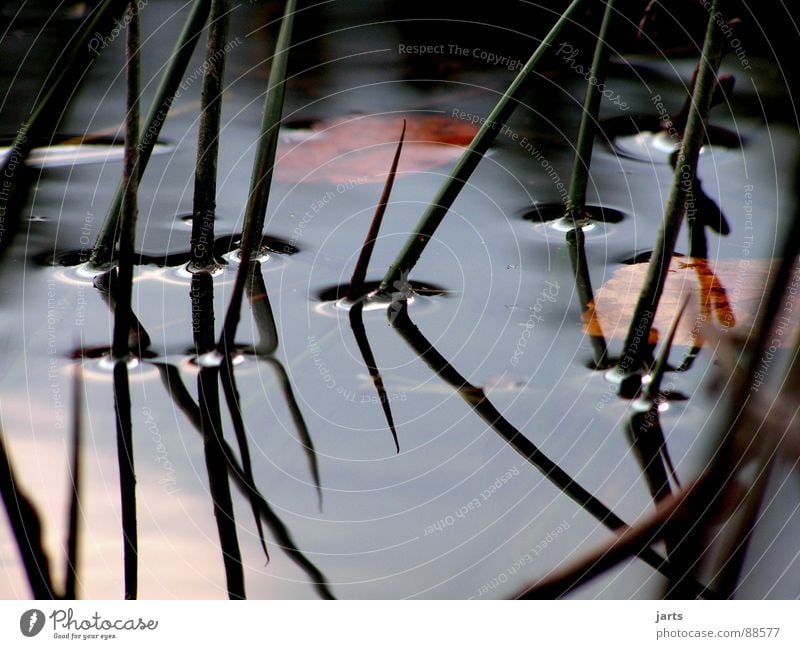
[1,1,798,599]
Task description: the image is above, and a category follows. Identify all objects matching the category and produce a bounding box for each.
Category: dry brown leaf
[275,115,478,184]
[585,257,800,347]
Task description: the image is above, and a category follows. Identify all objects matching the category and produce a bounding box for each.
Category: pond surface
[1,1,798,599]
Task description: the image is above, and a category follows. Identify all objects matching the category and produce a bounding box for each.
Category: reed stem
[90,0,214,269]
[615,0,725,377]
[112,2,142,360]
[377,0,588,294]
[219,0,296,352]
[347,120,406,301]
[564,0,617,225]
[190,0,232,272]
[0,426,57,598]
[65,364,84,600]
[0,0,130,257]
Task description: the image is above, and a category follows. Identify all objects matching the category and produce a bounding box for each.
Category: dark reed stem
[219,356,270,561]
[94,270,152,354]
[378,0,588,294]
[513,476,709,599]
[390,303,711,597]
[349,304,400,453]
[245,259,278,354]
[190,0,232,272]
[110,3,142,601]
[244,262,321,500]
[643,295,688,402]
[625,411,685,593]
[660,182,800,598]
[112,3,142,360]
[219,0,296,353]
[615,0,726,377]
[199,364,246,599]
[630,297,689,503]
[566,227,609,368]
[710,448,776,597]
[91,0,214,269]
[150,362,334,598]
[0,0,130,258]
[191,272,246,598]
[65,364,84,599]
[626,411,673,504]
[564,0,617,225]
[190,272,216,355]
[0,424,57,598]
[112,360,138,600]
[265,358,323,506]
[346,120,406,302]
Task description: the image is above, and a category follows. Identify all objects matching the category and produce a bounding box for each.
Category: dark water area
[1,1,799,599]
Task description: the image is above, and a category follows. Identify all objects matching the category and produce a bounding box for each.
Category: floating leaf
[585,257,800,347]
[276,115,477,184]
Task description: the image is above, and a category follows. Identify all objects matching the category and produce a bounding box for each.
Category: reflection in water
[191,272,246,600]
[65,366,83,600]
[0,141,172,170]
[349,303,400,453]
[388,301,708,596]
[1,0,796,601]
[35,233,300,271]
[244,262,322,503]
[112,358,138,600]
[566,227,611,369]
[0,422,57,598]
[150,356,334,599]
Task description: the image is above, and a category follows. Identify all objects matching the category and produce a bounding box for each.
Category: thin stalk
[346,120,406,301]
[65,364,84,600]
[0,0,130,256]
[626,411,673,504]
[710,449,776,597]
[378,0,588,294]
[191,272,246,598]
[111,4,142,601]
[624,412,695,600]
[150,362,334,598]
[664,183,800,599]
[219,0,296,352]
[513,476,706,599]
[390,303,712,597]
[246,259,278,354]
[567,227,610,368]
[703,274,800,597]
[615,0,726,377]
[349,304,400,453]
[199,365,246,599]
[642,295,689,403]
[564,0,617,224]
[91,0,214,269]
[112,4,142,360]
[219,356,270,562]
[190,0,232,272]
[266,358,323,506]
[94,270,152,354]
[244,263,321,501]
[0,425,57,598]
[630,297,689,504]
[627,359,685,593]
[112,360,138,600]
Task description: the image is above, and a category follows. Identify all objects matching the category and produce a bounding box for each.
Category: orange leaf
[275,115,478,184]
[584,257,800,347]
